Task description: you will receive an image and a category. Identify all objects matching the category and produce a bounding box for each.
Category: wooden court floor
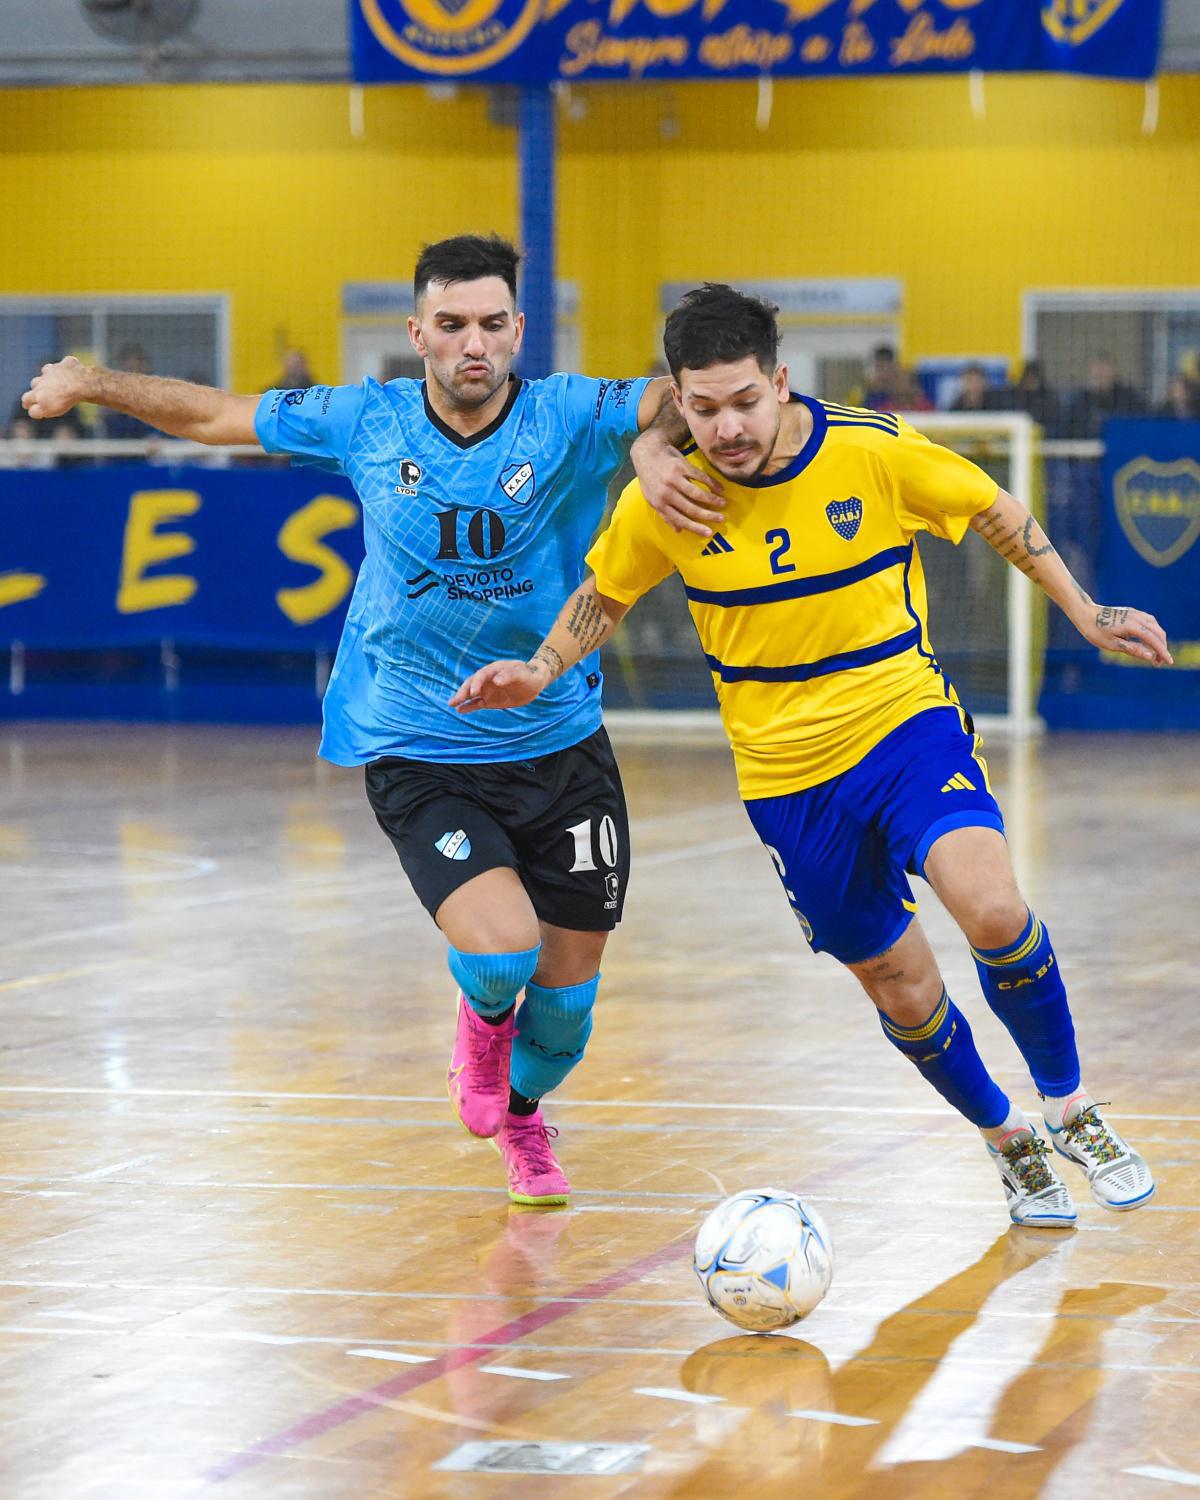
[0,721,1196,1500]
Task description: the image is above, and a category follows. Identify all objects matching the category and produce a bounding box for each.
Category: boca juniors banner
[350,0,1163,85]
[0,467,363,650]
[1093,419,1200,728]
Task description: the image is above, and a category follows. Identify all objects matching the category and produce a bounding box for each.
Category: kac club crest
[1114,456,1200,569]
[826,496,863,542]
[500,461,535,505]
[359,0,540,77]
[1042,0,1129,47]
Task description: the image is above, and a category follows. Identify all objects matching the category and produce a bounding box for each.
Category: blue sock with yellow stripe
[972,909,1081,1097]
[880,989,1010,1128]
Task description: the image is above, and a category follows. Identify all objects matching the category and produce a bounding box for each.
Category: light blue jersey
[255,373,649,766]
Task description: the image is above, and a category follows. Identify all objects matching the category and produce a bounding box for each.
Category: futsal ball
[693,1189,833,1333]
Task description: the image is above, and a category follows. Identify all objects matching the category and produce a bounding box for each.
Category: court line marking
[790,1409,878,1427]
[0,818,745,953]
[1123,1466,1200,1488]
[0,959,149,995]
[6,1106,1195,1152]
[346,1349,434,1365]
[3,1325,1198,1378]
[200,1142,893,1483]
[971,1437,1043,1454]
[0,1085,1193,1126]
[3,1278,1194,1326]
[201,1230,696,1487]
[632,1387,725,1405]
[2,1175,1193,1217]
[478,1365,569,1382]
[69,1155,159,1182]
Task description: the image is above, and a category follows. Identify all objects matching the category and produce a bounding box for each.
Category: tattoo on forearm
[532,644,565,680]
[565,592,609,654]
[1073,581,1092,606]
[1021,514,1054,557]
[1096,606,1129,630]
[975,506,1057,580]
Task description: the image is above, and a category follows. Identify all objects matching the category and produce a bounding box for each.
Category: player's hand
[451,658,550,713]
[22,356,90,421]
[1076,603,1173,666]
[634,441,725,538]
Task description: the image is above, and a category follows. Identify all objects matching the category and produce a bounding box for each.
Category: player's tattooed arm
[530,644,565,682]
[970,488,1172,667]
[450,577,632,713]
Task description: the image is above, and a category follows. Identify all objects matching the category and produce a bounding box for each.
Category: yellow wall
[2,72,1199,385]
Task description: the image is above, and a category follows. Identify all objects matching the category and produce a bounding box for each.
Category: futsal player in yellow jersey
[454,284,1173,1228]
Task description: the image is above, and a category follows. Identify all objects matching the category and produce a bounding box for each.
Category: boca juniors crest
[1042,0,1134,47]
[356,0,541,77]
[826,496,863,542]
[1113,455,1200,569]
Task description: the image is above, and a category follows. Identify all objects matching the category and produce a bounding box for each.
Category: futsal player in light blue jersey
[24,235,713,1205]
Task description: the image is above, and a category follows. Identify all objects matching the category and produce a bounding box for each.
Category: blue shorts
[743,707,1005,965]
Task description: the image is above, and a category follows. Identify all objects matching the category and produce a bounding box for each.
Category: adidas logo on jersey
[940,772,977,793]
[701,533,735,557]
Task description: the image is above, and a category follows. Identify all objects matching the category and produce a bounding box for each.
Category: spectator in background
[2,398,84,468]
[1065,353,1145,438]
[892,368,933,412]
[861,343,900,410]
[1156,372,1200,420]
[950,362,995,413]
[1007,359,1064,437]
[103,343,159,440]
[274,347,316,390]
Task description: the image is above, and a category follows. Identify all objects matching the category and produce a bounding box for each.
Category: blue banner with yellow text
[1090,419,1200,727]
[350,0,1163,85]
[0,467,363,650]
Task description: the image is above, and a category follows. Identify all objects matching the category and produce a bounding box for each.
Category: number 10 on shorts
[567,816,619,873]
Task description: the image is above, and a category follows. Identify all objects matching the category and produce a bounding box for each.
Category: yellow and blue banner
[0,467,362,650]
[349,0,1163,84]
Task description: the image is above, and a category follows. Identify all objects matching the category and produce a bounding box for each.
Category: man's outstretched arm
[451,576,630,713]
[970,488,1172,666]
[631,377,724,538]
[22,356,261,446]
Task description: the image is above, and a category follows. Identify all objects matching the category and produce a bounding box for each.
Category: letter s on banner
[117,490,201,614]
[275,494,359,626]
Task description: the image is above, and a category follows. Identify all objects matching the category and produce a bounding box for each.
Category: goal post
[602,409,1044,742]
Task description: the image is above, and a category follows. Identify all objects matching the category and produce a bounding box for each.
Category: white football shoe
[1047,1102,1156,1211]
[987,1129,1077,1227]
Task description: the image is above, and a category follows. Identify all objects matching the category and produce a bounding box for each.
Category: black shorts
[364,726,630,932]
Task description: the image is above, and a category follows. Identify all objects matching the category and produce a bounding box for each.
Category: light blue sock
[509,975,600,1100]
[447,944,541,1020]
[972,910,1081,1098]
[880,988,1010,1129]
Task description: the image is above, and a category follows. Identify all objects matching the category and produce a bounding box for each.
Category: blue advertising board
[0,467,362,651]
[350,0,1163,85]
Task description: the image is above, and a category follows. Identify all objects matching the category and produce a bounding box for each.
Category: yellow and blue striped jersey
[586,397,999,799]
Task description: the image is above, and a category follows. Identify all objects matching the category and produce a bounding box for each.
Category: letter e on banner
[117,490,201,614]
